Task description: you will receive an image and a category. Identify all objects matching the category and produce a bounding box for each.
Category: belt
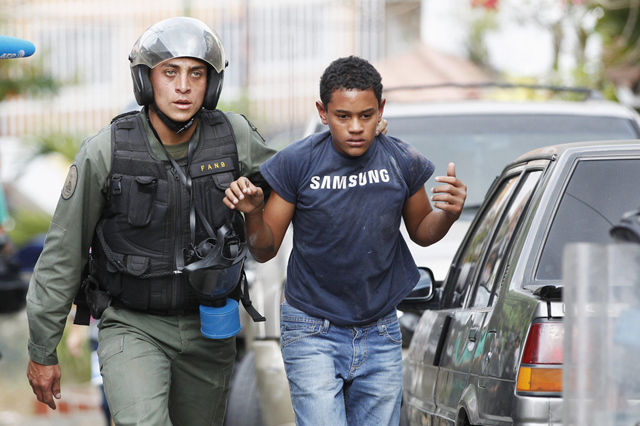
[111,299,198,316]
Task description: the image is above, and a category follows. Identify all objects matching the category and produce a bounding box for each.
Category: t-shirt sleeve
[385,135,435,195]
[259,139,308,204]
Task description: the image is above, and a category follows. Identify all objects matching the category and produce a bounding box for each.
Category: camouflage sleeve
[224,112,278,192]
[26,125,112,365]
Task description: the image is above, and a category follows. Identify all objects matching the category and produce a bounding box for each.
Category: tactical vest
[92,110,240,313]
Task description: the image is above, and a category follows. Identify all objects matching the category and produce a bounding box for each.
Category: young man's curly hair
[319,56,383,108]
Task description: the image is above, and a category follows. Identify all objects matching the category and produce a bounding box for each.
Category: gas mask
[185,218,248,339]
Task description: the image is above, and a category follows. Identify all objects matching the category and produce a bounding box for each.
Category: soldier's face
[150,57,207,123]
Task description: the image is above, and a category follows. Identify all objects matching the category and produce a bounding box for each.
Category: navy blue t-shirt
[260,130,435,326]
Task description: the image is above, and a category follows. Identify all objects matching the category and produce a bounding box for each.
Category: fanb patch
[189,157,235,178]
[62,165,78,200]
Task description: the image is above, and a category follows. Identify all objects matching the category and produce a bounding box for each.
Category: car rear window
[386,115,639,207]
[537,158,640,280]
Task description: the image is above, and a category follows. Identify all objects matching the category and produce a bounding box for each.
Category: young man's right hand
[223,177,265,217]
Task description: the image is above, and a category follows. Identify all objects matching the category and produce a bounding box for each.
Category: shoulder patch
[62,165,78,200]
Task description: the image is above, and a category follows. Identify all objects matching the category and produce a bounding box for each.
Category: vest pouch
[211,172,234,192]
[128,176,157,227]
[191,172,235,225]
[83,275,111,319]
[106,252,150,277]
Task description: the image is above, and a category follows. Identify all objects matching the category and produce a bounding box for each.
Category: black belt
[111,299,198,316]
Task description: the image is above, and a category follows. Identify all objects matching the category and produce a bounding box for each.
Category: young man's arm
[403,162,467,247]
[224,178,295,262]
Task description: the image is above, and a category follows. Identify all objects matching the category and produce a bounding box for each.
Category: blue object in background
[0,35,36,58]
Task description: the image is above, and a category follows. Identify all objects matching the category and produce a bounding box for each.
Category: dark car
[402,140,640,426]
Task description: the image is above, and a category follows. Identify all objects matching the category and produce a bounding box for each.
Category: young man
[25,17,277,426]
[224,56,467,425]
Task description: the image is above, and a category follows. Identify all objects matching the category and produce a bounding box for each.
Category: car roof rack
[383,82,604,100]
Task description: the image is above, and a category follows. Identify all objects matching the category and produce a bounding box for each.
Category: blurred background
[1,0,640,424]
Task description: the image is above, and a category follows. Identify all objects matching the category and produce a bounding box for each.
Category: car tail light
[516,322,563,394]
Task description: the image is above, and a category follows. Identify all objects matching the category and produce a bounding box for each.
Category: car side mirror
[610,207,640,243]
[409,267,434,299]
[398,267,439,312]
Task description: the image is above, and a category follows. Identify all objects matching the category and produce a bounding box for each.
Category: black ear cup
[203,69,224,110]
[131,65,154,106]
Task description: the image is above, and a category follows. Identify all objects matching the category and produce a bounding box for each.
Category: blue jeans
[280,303,403,426]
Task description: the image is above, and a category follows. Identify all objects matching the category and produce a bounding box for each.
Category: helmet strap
[151,102,199,134]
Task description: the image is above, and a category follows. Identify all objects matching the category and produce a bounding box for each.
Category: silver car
[224,90,640,426]
[402,140,640,425]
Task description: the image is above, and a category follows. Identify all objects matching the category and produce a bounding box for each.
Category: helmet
[184,214,248,306]
[129,17,226,110]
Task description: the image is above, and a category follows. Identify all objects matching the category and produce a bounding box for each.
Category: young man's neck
[148,108,197,145]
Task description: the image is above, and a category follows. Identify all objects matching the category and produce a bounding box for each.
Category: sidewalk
[0,384,108,426]
[0,310,109,426]
[1,411,107,426]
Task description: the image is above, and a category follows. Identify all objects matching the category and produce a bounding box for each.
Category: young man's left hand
[431,162,467,220]
[223,177,265,217]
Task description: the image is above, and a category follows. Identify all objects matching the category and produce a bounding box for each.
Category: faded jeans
[280,303,403,426]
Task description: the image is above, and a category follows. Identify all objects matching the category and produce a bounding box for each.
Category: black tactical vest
[92,110,240,313]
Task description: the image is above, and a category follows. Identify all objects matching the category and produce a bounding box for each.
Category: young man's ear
[316,101,329,125]
[378,98,386,120]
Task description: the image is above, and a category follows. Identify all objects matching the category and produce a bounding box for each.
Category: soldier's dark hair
[319,56,383,108]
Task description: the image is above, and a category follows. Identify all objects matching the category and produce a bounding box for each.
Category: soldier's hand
[27,359,62,410]
[376,118,388,135]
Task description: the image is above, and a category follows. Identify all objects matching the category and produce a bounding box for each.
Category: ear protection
[203,67,224,110]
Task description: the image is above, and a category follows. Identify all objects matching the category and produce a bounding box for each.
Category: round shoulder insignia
[61,165,78,200]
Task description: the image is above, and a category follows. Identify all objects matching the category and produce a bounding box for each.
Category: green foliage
[25,132,83,163]
[0,55,59,101]
[466,10,499,72]
[591,4,640,67]
[217,92,251,118]
[7,207,51,247]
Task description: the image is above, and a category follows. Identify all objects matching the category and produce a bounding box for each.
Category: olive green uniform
[26,110,277,426]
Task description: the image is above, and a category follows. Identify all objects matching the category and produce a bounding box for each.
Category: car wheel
[456,409,473,426]
[224,351,265,426]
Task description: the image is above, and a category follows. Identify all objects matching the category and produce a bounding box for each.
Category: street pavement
[1,410,108,426]
[0,384,108,426]
[0,309,109,426]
